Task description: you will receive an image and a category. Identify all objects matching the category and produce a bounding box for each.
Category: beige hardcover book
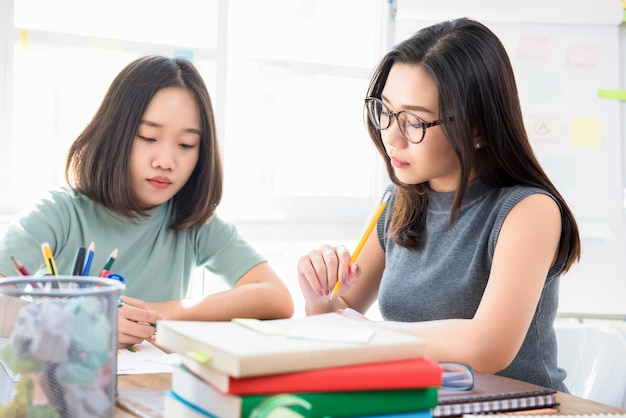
[156,312,425,378]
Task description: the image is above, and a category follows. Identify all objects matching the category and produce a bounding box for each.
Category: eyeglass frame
[439,361,475,391]
[364,96,453,145]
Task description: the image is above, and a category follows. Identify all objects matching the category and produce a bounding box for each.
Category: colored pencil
[99,248,118,277]
[82,242,95,276]
[11,256,30,276]
[41,242,58,276]
[41,242,60,288]
[71,247,86,275]
[329,191,391,302]
[11,256,40,289]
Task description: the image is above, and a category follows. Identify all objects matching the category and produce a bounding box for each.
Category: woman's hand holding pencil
[328,192,390,301]
[117,295,162,348]
[297,191,392,306]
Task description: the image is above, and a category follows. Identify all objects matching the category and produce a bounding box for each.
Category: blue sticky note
[174,48,194,62]
[539,156,577,189]
[528,73,561,103]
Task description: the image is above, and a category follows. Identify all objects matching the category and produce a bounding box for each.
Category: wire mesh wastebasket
[0,276,124,418]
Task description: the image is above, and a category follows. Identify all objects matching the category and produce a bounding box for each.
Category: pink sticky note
[567,44,600,66]
[517,36,550,59]
[528,115,561,142]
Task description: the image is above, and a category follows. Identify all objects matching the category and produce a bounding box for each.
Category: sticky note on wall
[598,89,626,101]
[540,156,577,189]
[567,44,600,66]
[20,29,29,51]
[528,115,562,142]
[174,48,194,62]
[517,36,550,60]
[578,219,612,240]
[528,73,560,103]
[569,117,602,147]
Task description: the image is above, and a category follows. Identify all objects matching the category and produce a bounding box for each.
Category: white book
[164,391,213,418]
[156,312,425,378]
[163,389,303,418]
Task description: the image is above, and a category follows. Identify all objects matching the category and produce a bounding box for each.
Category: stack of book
[156,312,442,418]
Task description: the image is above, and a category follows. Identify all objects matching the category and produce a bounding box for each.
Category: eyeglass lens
[440,362,475,390]
[366,98,425,144]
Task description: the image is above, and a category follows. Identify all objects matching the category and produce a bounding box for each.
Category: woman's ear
[473,132,483,149]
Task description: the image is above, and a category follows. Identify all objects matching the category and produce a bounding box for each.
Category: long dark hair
[65,55,222,230]
[366,18,580,272]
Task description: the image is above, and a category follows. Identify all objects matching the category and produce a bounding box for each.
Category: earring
[474,143,482,149]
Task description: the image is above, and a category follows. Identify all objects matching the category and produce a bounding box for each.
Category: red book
[180,356,442,395]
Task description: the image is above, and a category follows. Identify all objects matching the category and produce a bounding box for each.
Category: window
[2,0,219,215]
[1,0,392,315]
[1,0,391,242]
[222,0,388,228]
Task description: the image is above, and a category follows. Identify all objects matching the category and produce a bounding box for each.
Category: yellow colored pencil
[41,242,60,288]
[329,191,391,302]
[41,242,58,276]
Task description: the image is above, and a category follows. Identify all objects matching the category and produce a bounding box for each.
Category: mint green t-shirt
[0,188,265,301]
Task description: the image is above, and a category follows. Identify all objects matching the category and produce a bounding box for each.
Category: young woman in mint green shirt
[0,55,294,347]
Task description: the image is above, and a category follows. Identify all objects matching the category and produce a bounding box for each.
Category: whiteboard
[394,0,626,315]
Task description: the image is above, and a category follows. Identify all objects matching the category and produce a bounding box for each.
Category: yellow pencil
[329,191,392,302]
[41,242,60,288]
[41,242,58,275]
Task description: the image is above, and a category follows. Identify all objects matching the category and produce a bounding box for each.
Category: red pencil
[11,256,40,289]
[11,256,30,276]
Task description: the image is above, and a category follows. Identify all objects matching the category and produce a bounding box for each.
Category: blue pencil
[82,242,95,276]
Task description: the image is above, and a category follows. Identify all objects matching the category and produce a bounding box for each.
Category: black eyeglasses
[440,361,474,390]
[364,97,452,144]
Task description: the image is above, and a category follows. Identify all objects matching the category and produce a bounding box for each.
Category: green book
[169,363,438,418]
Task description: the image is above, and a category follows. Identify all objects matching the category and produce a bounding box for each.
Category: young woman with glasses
[297,17,580,392]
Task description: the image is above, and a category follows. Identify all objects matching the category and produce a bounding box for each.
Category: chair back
[555,322,626,409]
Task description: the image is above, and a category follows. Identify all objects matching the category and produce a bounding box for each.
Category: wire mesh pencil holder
[0,276,125,418]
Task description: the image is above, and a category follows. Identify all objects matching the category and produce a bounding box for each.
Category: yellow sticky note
[570,118,602,148]
[88,41,122,51]
[598,89,626,101]
[20,29,28,51]
[186,350,212,364]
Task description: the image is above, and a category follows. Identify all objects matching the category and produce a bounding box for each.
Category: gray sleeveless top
[377,181,568,391]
